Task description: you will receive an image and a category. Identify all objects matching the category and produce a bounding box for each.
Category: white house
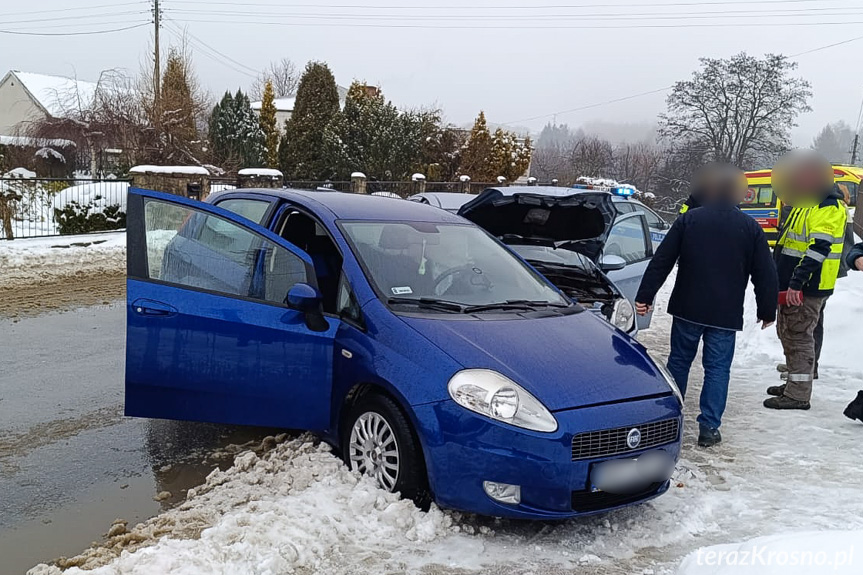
[250,85,349,126]
[0,70,97,136]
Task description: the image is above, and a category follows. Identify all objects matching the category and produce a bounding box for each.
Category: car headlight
[647,351,684,406]
[447,369,558,432]
[611,298,635,332]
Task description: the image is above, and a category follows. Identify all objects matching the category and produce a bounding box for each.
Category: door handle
[131,298,178,317]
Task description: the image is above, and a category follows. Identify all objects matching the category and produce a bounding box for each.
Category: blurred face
[772,150,833,208]
[692,163,747,204]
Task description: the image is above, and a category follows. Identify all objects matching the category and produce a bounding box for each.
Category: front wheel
[342,394,429,505]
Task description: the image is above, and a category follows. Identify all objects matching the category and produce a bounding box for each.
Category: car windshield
[341,221,568,309]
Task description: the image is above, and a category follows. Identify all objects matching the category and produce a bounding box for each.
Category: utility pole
[153,0,161,134]
[851,133,859,165]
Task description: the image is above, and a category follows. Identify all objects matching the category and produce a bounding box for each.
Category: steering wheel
[433,264,492,295]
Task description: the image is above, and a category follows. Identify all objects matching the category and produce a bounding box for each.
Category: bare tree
[659,52,811,170]
[251,58,300,100]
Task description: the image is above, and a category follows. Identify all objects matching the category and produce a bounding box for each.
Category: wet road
[0,304,275,574]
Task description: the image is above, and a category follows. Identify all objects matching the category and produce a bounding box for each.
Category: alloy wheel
[348,411,400,491]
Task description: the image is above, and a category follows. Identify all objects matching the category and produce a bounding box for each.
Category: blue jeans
[666,317,736,430]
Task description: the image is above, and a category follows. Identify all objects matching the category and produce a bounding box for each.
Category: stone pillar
[459,174,471,194]
[237,168,284,189]
[129,166,211,199]
[411,173,426,195]
[527,176,537,186]
[496,176,507,186]
[351,172,367,194]
[551,178,559,187]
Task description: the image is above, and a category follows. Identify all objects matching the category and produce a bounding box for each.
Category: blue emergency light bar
[572,182,635,197]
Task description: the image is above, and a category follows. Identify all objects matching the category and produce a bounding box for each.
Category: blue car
[125,187,683,519]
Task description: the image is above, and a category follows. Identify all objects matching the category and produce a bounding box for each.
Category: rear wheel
[342,394,429,504]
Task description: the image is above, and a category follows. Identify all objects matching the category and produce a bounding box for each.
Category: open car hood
[457,188,616,262]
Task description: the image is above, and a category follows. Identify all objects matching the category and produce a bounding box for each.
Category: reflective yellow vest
[776,197,847,294]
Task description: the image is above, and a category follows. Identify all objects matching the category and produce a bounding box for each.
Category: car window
[341,221,567,308]
[836,181,857,204]
[742,185,776,207]
[614,201,635,214]
[605,217,648,264]
[336,272,363,325]
[215,198,271,225]
[632,204,666,230]
[144,199,307,304]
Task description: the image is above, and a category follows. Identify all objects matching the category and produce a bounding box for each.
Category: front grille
[571,418,679,461]
[571,481,666,513]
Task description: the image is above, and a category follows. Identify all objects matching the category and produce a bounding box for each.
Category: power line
[1,10,151,26]
[166,0,862,10]
[165,8,863,22]
[0,22,151,36]
[167,17,863,29]
[0,1,147,18]
[501,33,863,126]
[163,20,258,79]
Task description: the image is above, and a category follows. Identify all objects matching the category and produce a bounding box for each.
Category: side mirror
[600,254,627,272]
[286,282,322,312]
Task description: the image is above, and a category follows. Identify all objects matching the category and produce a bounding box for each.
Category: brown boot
[764,395,811,410]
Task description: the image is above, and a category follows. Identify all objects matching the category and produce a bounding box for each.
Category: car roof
[481,185,603,198]
[410,192,476,209]
[209,188,466,223]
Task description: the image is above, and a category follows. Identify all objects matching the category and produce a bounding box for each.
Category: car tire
[342,393,430,507]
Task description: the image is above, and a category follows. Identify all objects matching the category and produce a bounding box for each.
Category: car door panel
[125,188,337,431]
[604,212,655,330]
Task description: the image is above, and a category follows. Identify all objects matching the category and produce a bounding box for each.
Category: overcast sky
[5,0,863,149]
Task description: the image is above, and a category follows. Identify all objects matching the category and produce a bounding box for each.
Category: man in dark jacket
[842,241,863,424]
[636,164,778,448]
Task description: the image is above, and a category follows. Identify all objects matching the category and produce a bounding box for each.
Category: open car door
[603,212,655,331]
[125,188,337,431]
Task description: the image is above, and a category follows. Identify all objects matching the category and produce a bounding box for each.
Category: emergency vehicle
[743,164,860,245]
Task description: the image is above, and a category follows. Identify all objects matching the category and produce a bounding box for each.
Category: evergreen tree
[208,89,265,169]
[489,128,532,181]
[259,80,279,168]
[280,61,340,179]
[459,111,494,180]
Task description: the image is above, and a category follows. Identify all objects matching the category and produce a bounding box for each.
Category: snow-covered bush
[53,198,126,235]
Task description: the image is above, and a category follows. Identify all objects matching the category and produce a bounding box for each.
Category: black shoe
[764,396,811,410]
[698,426,722,448]
[843,391,863,423]
[767,383,786,397]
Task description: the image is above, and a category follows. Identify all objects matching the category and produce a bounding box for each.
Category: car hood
[458,190,616,261]
[399,311,671,411]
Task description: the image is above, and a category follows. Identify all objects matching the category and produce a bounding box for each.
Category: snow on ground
[0,232,126,287]
[22,256,863,575]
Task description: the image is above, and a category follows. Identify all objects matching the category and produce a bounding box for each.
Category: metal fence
[0,177,131,240]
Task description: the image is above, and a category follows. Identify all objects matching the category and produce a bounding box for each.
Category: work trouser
[777,296,828,402]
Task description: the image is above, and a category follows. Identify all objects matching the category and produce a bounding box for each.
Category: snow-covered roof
[130,165,209,176]
[238,168,283,177]
[0,134,76,148]
[250,97,296,112]
[6,71,98,117]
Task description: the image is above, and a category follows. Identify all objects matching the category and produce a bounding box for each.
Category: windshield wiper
[462,299,569,313]
[387,297,466,313]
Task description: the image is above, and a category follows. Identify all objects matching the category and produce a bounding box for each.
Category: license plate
[590,449,673,495]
